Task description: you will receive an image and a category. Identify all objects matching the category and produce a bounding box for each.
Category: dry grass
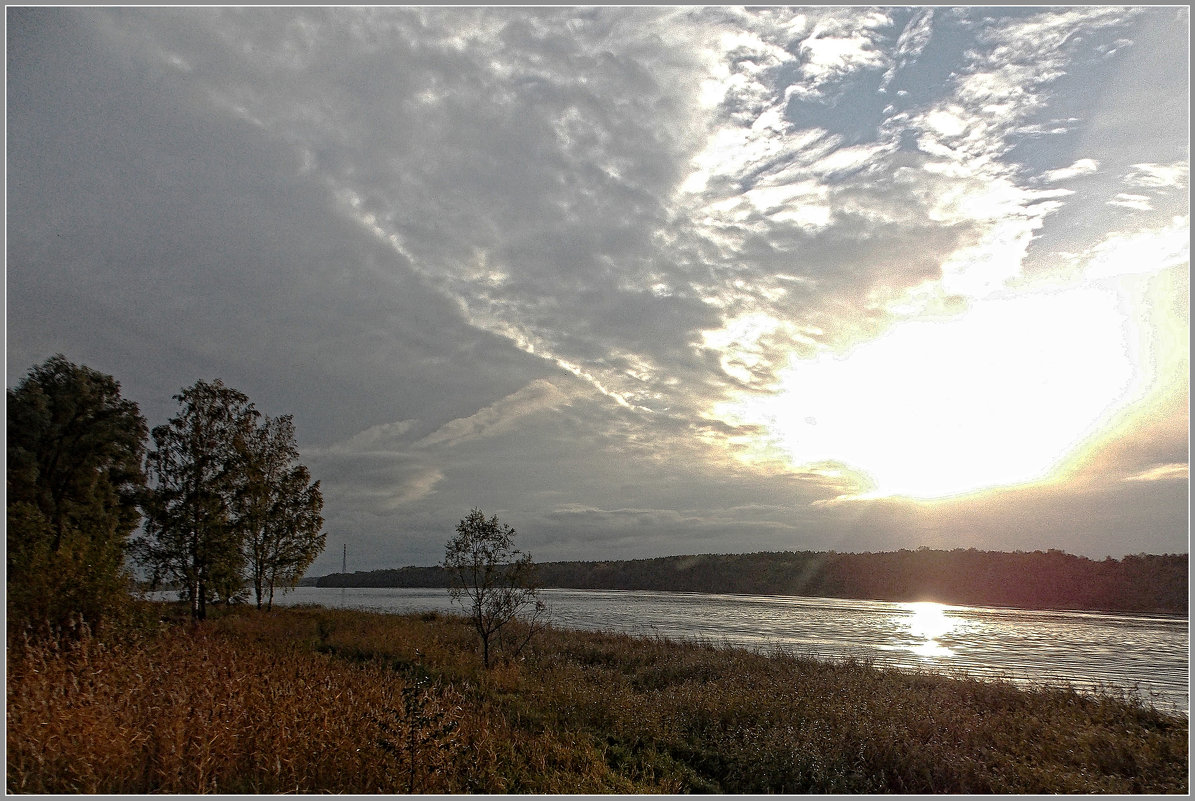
[7,604,1188,794]
[7,624,468,792]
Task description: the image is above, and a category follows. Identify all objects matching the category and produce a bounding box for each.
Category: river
[188,585,1190,716]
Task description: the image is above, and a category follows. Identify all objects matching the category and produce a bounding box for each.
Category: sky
[6,6,1189,576]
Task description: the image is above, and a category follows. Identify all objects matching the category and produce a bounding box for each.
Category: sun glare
[724,283,1153,500]
[905,601,955,641]
[903,601,957,658]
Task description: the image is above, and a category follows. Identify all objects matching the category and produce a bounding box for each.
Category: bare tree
[443,509,545,668]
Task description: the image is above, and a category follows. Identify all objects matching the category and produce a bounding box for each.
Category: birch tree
[444,509,544,668]
[134,379,257,620]
[235,413,325,609]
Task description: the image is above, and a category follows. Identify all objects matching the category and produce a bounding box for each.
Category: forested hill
[314,549,1189,615]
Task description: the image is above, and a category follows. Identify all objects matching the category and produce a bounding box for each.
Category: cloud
[546,503,691,528]
[1039,158,1101,183]
[6,7,1187,572]
[1124,463,1189,483]
[1125,162,1189,189]
[345,468,444,514]
[672,5,1147,386]
[311,445,445,517]
[1083,216,1190,279]
[1099,162,1190,213]
[416,379,576,449]
[323,419,418,455]
[879,8,934,92]
[534,502,814,558]
[385,469,445,509]
[1108,193,1154,211]
[306,416,442,517]
[797,11,890,87]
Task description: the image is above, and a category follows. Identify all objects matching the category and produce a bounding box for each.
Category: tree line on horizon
[315,547,1188,615]
[7,355,326,636]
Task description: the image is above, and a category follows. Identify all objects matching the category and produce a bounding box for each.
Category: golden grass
[7,626,464,792]
[7,604,1188,794]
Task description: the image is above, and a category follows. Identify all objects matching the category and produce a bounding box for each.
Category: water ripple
[195,586,1190,716]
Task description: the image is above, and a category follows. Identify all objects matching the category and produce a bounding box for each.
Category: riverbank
[7,603,1188,793]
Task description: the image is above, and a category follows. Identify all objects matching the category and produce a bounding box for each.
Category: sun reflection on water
[903,601,957,658]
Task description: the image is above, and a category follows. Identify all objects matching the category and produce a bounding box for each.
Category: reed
[7,604,1188,793]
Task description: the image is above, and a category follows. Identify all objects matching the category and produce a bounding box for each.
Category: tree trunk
[190,577,201,620]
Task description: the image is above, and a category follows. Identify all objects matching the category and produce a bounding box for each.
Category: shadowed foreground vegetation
[7,604,1188,794]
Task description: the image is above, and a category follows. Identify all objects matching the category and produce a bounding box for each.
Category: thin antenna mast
[342,543,347,574]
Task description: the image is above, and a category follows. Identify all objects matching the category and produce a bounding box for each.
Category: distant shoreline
[309,547,1189,616]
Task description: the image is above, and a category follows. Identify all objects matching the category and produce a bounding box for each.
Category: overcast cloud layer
[7,7,1189,575]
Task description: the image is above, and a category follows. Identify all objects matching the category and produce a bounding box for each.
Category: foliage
[133,380,259,619]
[7,605,1187,794]
[315,549,1188,615]
[133,380,326,619]
[315,564,449,588]
[6,354,147,637]
[444,509,545,668]
[377,673,462,793]
[233,413,325,609]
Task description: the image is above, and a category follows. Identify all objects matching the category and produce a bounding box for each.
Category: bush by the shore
[6,603,1188,793]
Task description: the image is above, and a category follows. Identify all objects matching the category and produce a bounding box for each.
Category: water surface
[189,585,1190,715]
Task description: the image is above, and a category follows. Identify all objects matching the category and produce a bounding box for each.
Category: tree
[443,509,545,668]
[133,379,258,620]
[6,355,148,636]
[234,413,325,610]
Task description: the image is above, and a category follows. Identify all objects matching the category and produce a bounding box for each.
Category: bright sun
[723,282,1152,500]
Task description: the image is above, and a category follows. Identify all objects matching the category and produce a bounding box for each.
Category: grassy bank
[7,603,1188,793]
